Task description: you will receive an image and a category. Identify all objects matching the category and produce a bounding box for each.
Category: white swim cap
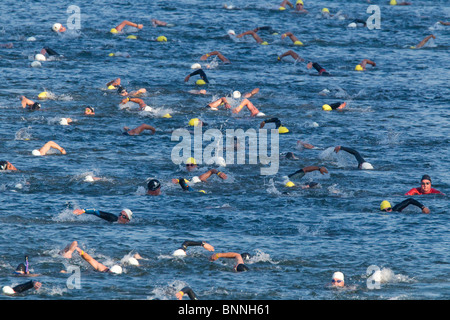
[191,63,201,69]
[32,149,42,156]
[143,106,153,112]
[256,112,266,117]
[191,176,202,184]
[34,53,46,61]
[52,23,62,32]
[59,118,69,125]
[173,249,187,257]
[2,286,15,295]
[31,61,42,68]
[127,257,139,266]
[233,91,241,99]
[360,162,374,170]
[332,271,344,281]
[215,156,226,167]
[109,265,123,274]
[348,22,357,28]
[227,30,235,36]
[122,208,133,220]
[84,175,94,182]
[27,37,36,42]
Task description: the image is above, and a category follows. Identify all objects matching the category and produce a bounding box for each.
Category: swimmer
[278,0,294,10]
[117,85,147,97]
[61,241,123,274]
[281,32,303,46]
[176,287,199,300]
[32,141,66,156]
[176,178,206,193]
[189,89,207,95]
[172,240,215,256]
[286,165,328,187]
[297,140,315,150]
[188,118,208,127]
[380,198,430,214]
[206,97,232,110]
[183,157,196,171]
[348,19,367,28]
[355,59,376,71]
[331,271,345,287]
[411,35,436,49]
[84,106,95,115]
[52,23,66,33]
[72,208,133,223]
[333,146,373,170]
[405,175,443,195]
[200,51,230,64]
[13,256,38,276]
[253,26,279,35]
[110,20,143,34]
[260,118,290,134]
[20,96,41,110]
[184,65,209,84]
[120,97,151,111]
[209,252,249,272]
[0,161,18,171]
[151,19,167,27]
[232,98,262,117]
[322,102,346,111]
[106,78,121,89]
[146,179,161,196]
[172,168,227,185]
[294,0,308,13]
[389,0,411,5]
[277,50,304,62]
[439,21,450,26]
[40,47,62,59]
[307,61,330,76]
[236,30,267,44]
[59,118,73,125]
[122,124,156,136]
[2,280,41,295]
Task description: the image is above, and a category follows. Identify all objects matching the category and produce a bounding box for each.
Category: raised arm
[198,169,227,182]
[393,198,430,214]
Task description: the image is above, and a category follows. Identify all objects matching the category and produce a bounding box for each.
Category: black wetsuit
[339,146,366,168]
[288,168,306,180]
[83,208,118,222]
[189,69,209,83]
[12,280,36,294]
[180,286,199,300]
[310,62,330,76]
[263,118,282,129]
[392,198,426,212]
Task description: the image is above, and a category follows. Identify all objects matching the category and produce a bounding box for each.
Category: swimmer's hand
[184,75,190,82]
[334,146,341,153]
[422,207,430,214]
[209,254,219,262]
[319,167,328,175]
[73,209,85,215]
[202,242,214,252]
[60,148,67,155]
[176,291,184,300]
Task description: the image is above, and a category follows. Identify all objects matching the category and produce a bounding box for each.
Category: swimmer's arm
[439,21,450,26]
[177,287,199,300]
[179,178,194,191]
[106,78,120,87]
[302,166,328,175]
[404,188,420,196]
[243,88,259,98]
[260,118,281,128]
[12,280,40,294]
[392,198,429,213]
[198,169,227,182]
[181,241,214,251]
[338,146,365,165]
[189,69,209,82]
[80,208,118,222]
[210,252,243,264]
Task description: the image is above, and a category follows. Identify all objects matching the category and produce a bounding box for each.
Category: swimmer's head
[355,64,364,71]
[109,265,123,274]
[332,271,344,287]
[348,22,357,28]
[196,79,206,86]
[38,92,48,99]
[85,106,95,115]
[296,0,304,4]
[322,104,332,111]
[285,152,298,160]
[2,286,15,295]
[235,264,249,272]
[147,179,161,195]
[241,252,252,261]
[261,41,269,45]
[360,162,373,170]
[285,181,295,187]
[278,126,289,134]
[110,28,118,34]
[232,91,241,99]
[31,102,41,110]
[52,23,66,32]
[127,35,137,40]
[59,118,69,126]
[117,86,127,95]
[380,200,392,212]
[227,30,236,36]
[84,175,94,182]
[32,149,42,156]
[119,208,133,223]
[0,161,8,171]
[390,0,397,5]
[185,157,197,171]
[322,8,330,14]
[173,248,187,257]
[191,63,201,70]
[294,40,303,46]
[188,118,201,127]
[34,53,46,61]
[15,263,27,274]
[156,35,167,42]
[127,257,139,266]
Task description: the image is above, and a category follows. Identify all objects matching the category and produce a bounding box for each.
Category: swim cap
[198,190,206,194]
[143,106,153,112]
[186,157,197,165]
[156,36,167,42]
[227,30,235,36]
[360,162,373,170]
[122,208,133,220]
[0,161,8,170]
[59,118,69,126]
[191,176,202,184]
[31,61,42,68]
[322,8,330,13]
[294,40,303,46]
[84,175,94,182]
[355,64,364,71]
[191,63,201,70]
[233,91,241,99]
[110,28,118,34]
[38,92,48,99]
[147,179,161,191]
[236,264,249,272]
[196,79,206,86]
[241,252,252,260]
[162,113,172,118]
[127,35,137,40]
[52,23,62,32]
[188,118,200,127]
[2,286,15,295]
[117,86,126,94]
[322,104,332,111]
[421,175,431,182]
[127,257,139,266]
[31,102,41,110]
[296,0,303,4]
[32,149,42,156]
[390,0,397,5]
[348,22,357,28]
[332,271,344,281]
[285,181,295,187]
[173,249,187,256]
[256,112,266,117]
[279,6,286,11]
[278,126,289,134]
[380,200,391,211]
[35,53,46,61]
[261,41,269,45]
[215,156,226,167]
[109,265,123,274]
[15,263,27,273]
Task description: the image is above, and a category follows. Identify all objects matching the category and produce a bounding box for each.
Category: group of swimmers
[1,1,447,299]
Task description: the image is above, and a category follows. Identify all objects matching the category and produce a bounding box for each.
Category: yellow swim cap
[278,126,289,134]
[38,92,48,99]
[107,85,116,90]
[279,6,286,11]
[108,53,115,57]
[127,35,137,39]
[156,36,167,42]
[261,41,269,45]
[390,0,397,5]
[162,113,172,118]
[355,64,364,71]
[110,28,118,34]
[322,104,332,111]
[322,8,330,13]
[285,181,295,187]
[380,200,391,211]
[198,190,206,194]
[296,0,303,4]
[186,157,197,165]
[188,118,200,126]
[294,40,303,46]
[196,79,206,85]
[409,46,416,49]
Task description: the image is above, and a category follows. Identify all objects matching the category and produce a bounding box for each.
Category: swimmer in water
[278,0,294,10]
[151,19,168,27]
[176,287,199,300]
[294,0,308,13]
[253,26,279,35]
[72,208,133,223]
[200,51,231,64]
[259,118,290,134]
[333,146,373,170]
[188,118,208,127]
[13,256,38,276]
[205,97,232,110]
[146,179,161,196]
[0,43,13,48]
[52,23,66,33]
[405,175,444,195]
[209,252,250,272]
[389,0,411,5]
[61,241,124,274]
[232,98,263,117]
[110,20,143,34]
[172,240,215,256]
[236,30,267,45]
[84,106,95,115]
[122,124,156,135]
[2,280,41,295]
[32,141,66,156]
[411,35,436,49]
[106,78,121,89]
[120,97,151,111]
[281,32,303,46]
[439,21,450,26]
[0,161,18,171]
[117,85,147,97]
[20,96,41,110]
[355,59,376,71]
[277,50,304,62]
[331,271,345,287]
[380,198,430,214]
[40,47,62,59]
[184,65,209,84]
[307,61,330,76]
[285,165,329,187]
[322,102,347,111]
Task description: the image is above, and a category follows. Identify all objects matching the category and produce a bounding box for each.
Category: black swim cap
[117,86,127,94]
[241,252,251,260]
[236,264,249,272]
[147,179,161,191]
[15,263,26,273]
[0,161,8,170]
[31,102,41,110]
[421,175,431,182]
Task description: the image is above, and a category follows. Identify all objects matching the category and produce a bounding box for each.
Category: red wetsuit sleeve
[405,188,420,196]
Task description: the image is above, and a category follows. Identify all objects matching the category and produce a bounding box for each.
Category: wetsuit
[11,280,36,294]
[42,47,60,56]
[263,118,282,129]
[288,168,306,180]
[189,69,209,83]
[339,146,366,168]
[329,102,345,110]
[179,286,199,300]
[0,161,8,170]
[180,240,205,250]
[310,62,330,76]
[179,178,194,191]
[391,198,426,212]
[405,187,442,196]
[83,208,118,223]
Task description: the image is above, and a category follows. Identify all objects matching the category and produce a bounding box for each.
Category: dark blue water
[0,0,449,301]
